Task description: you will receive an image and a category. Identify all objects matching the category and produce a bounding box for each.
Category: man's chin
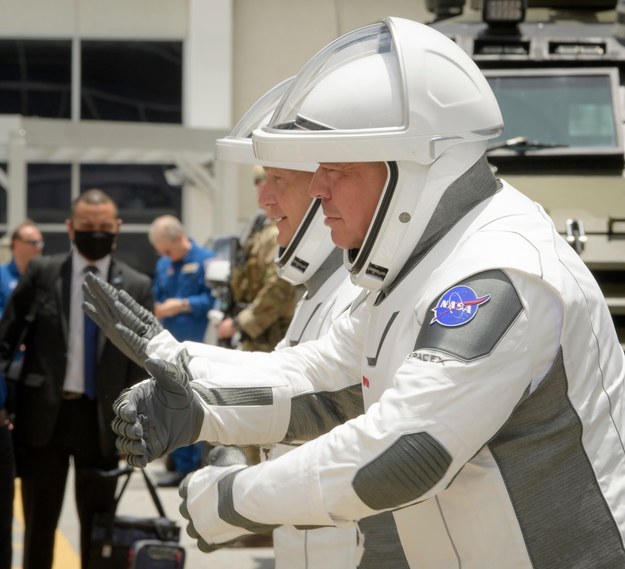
[328,228,350,250]
[276,228,294,248]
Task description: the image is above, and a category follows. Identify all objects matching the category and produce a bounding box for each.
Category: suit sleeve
[138,275,154,313]
[0,261,40,369]
[147,301,365,447]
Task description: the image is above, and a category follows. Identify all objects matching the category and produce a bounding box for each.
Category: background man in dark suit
[0,189,153,569]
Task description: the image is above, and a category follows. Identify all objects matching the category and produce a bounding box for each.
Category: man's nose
[256,179,274,208]
[309,168,330,199]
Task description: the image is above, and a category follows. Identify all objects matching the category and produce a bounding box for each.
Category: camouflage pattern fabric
[231,222,300,352]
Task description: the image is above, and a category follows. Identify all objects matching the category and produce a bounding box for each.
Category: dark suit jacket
[0,252,153,460]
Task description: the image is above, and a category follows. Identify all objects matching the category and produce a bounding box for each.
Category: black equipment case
[87,466,185,569]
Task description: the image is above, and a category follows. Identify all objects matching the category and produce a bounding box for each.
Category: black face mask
[73,230,117,261]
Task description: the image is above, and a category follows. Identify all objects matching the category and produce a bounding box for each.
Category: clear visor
[217,78,293,165]
[267,21,406,134]
[231,78,293,139]
[217,77,317,171]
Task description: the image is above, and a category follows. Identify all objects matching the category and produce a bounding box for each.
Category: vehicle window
[486,71,619,148]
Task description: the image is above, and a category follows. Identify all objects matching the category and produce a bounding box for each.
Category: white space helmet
[216,79,335,286]
[253,17,503,291]
[217,77,297,168]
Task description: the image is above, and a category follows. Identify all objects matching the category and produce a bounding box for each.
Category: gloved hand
[82,272,163,368]
[111,348,203,467]
[179,447,278,552]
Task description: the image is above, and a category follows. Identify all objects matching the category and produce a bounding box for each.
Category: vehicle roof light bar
[483,0,527,25]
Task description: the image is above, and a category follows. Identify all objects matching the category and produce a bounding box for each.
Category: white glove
[179,447,278,552]
[111,349,203,467]
[82,272,163,367]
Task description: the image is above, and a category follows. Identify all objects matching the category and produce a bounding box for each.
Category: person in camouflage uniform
[229,218,298,352]
[218,167,300,353]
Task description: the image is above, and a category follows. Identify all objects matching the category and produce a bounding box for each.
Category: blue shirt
[152,240,215,342]
[0,259,21,409]
[0,259,20,320]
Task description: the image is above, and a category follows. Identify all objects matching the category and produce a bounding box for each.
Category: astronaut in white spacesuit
[86,17,625,569]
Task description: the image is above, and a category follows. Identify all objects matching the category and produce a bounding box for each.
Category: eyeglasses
[19,238,45,248]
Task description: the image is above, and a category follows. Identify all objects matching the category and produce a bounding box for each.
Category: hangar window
[81,41,182,123]
[0,40,72,118]
[79,164,182,224]
[26,164,72,223]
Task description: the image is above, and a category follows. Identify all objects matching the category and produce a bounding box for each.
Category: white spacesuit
[103,17,625,569]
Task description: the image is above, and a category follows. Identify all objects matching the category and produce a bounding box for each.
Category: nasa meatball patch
[430,285,491,327]
[415,269,522,361]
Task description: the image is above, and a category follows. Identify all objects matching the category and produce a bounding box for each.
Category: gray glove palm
[112,348,203,468]
[82,272,163,367]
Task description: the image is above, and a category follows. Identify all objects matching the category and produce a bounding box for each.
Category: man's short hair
[148,215,184,245]
[71,189,118,219]
[10,219,39,247]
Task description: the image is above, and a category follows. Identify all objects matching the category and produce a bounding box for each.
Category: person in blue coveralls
[0,221,45,318]
[148,214,215,486]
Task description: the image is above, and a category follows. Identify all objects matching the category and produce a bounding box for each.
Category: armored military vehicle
[427,0,625,346]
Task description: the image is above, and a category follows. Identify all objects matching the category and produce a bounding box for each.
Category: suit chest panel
[361,281,423,408]
[284,272,358,347]
[284,298,328,347]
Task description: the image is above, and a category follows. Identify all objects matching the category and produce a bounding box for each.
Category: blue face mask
[73,230,117,261]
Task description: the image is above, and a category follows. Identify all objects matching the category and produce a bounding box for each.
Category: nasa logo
[430,285,491,327]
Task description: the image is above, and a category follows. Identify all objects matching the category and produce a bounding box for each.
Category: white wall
[185,0,232,129]
[0,0,188,37]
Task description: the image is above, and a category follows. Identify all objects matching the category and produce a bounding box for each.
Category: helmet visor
[253,21,416,163]
[270,21,405,133]
[216,78,293,165]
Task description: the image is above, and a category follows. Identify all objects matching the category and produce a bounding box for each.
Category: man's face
[309,162,388,250]
[66,201,120,240]
[153,236,187,262]
[258,167,315,248]
[13,225,44,264]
